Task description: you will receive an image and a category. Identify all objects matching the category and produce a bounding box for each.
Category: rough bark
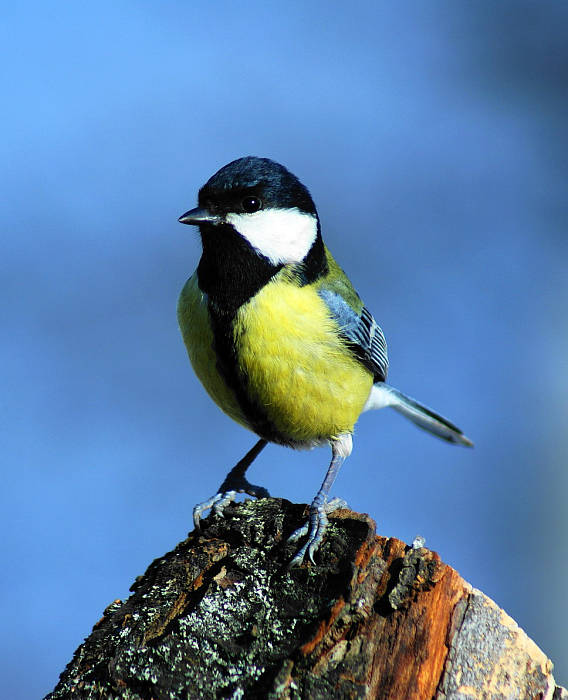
[46,499,565,700]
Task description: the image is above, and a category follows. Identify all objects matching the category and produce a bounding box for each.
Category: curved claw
[287,497,348,568]
[192,484,272,531]
[193,490,239,530]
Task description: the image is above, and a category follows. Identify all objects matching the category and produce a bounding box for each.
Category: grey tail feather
[384,385,473,447]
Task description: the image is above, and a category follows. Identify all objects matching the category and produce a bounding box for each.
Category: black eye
[242,196,262,213]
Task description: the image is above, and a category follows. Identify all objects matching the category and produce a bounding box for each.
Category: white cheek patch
[225,208,318,265]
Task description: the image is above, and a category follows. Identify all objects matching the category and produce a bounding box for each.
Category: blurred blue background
[2,2,567,696]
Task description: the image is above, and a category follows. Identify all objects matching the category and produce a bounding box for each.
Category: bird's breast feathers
[178,271,373,444]
[177,274,247,429]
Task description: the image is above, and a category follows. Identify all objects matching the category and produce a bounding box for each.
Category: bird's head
[179,157,320,266]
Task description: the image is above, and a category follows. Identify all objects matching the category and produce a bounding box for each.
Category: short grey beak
[178,207,222,225]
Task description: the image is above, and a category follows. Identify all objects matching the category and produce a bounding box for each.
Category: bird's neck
[197,224,328,316]
[197,223,281,315]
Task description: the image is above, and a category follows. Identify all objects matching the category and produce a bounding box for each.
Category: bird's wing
[318,283,389,383]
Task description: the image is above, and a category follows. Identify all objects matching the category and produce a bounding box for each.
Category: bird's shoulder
[315,246,364,310]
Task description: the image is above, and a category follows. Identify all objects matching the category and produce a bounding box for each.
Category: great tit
[178,156,472,567]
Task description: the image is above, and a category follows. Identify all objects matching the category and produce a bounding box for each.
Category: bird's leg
[193,439,269,530]
[287,434,352,567]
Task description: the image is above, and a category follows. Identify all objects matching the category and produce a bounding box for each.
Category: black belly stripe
[197,222,285,441]
[207,304,287,442]
[196,220,328,444]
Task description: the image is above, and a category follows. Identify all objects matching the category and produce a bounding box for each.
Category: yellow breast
[234,276,373,443]
[177,274,249,429]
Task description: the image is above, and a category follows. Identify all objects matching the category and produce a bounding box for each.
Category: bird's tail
[365,383,473,447]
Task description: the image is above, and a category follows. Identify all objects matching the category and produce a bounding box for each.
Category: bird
[177,156,472,567]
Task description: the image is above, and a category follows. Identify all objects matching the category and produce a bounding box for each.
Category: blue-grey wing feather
[318,289,389,382]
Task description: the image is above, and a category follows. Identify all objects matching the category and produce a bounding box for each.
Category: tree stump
[46,498,565,699]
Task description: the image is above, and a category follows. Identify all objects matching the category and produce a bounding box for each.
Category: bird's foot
[192,475,270,531]
[287,496,347,568]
